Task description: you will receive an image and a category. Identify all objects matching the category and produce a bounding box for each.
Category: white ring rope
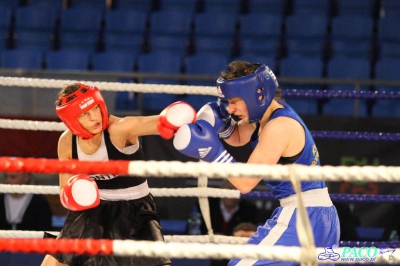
[2,228,399,265]
[125,161,400,182]
[0,230,248,244]
[1,231,400,264]
[0,185,241,198]
[0,76,217,95]
[110,243,400,264]
[1,160,400,182]
[0,118,66,131]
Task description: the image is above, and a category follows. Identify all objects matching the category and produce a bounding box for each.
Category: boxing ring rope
[1,157,400,263]
[1,157,400,183]
[4,237,398,264]
[1,78,400,264]
[0,76,400,97]
[1,184,400,203]
[2,117,400,141]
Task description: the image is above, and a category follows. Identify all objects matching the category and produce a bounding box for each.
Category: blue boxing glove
[173,120,236,163]
[196,100,236,139]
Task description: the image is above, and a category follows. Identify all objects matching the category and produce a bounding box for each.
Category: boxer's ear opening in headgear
[56,83,108,139]
[216,65,278,123]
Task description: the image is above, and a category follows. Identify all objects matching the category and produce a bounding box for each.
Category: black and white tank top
[72,130,148,201]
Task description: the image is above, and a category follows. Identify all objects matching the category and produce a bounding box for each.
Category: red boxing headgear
[56,84,108,139]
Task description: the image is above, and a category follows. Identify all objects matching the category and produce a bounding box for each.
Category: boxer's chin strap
[197,175,215,243]
[289,165,317,266]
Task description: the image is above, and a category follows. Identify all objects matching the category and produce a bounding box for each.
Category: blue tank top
[250,101,325,199]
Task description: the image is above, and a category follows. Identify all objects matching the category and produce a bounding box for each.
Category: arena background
[0,0,399,244]
[1,92,399,235]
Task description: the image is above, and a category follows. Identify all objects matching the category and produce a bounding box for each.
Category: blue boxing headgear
[216,65,279,122]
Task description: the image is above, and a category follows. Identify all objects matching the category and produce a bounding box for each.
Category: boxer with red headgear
[56,83,108,139]
[42,83,195,266]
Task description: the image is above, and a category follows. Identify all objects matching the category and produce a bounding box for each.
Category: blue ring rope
[240,192,400,203]
[282,89,400,99]
[311,131,400,141]
[340,241,400,248]
[280,89,400,141]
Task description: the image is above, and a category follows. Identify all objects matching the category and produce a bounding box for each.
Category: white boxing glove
[60,174,100,211]
[157,101,197,139]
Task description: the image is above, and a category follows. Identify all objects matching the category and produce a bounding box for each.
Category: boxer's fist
[173,120,235,163]
[196,101,236,139]
[157,101,197,139]
[60,174,100,211]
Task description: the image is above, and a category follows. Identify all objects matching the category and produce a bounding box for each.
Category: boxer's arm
[105,102,196,150]
[229,117,301,194]
[107,114,159,148]
[57,130,73,190]
[57,130,100,211]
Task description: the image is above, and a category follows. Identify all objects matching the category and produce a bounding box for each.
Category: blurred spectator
[210,222,258,266]
[0,172,53,231]
[232,222,258,237]
[197,180,258,236]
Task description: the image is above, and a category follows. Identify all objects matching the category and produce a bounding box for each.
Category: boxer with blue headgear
[170,60,340,266]
[216,64,279,123]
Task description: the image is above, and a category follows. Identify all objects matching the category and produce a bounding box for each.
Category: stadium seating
[58,7,104,53]
[158,0,198,13]
[284,12,329,60]
[323,56,371,117]
[26,0,63,10]
[334,0,375,17]
[148,9,193,54]
[104,9,147,53]
[68,0,109,10]
[136,51,184,111]
[279,55,325,115]
[45,50,90,70]
[1,49,43,70]
[13,7,58,51]
[371,58,400,118]
[91,51,136,72]
[0,6,12,50]
[203,0,242,14]
[113,0,153,12]
[238,13,282,58]
[291,0,331,16]
[247,0,286,15]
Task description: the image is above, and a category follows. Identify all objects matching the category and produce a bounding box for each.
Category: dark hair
[220,60,283,100]
[233,222,258,233]
[220,61,261,80]
[55,83,88,106]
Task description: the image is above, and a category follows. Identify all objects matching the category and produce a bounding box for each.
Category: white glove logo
[198,147,212,158]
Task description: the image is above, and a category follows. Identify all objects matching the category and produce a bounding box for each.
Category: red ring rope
[0,238,113,255]
[0,157,129,175]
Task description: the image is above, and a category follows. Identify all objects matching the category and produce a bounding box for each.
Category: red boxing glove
[60,174,100,211]
[157,101,197,139]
